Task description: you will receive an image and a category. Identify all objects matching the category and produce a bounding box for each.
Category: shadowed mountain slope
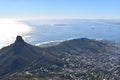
[0,36,62,76]
[0,36,111,77]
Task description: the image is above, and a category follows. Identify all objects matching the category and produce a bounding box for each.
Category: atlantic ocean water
[0,19,120,48]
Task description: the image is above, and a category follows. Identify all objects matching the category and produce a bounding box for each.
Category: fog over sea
[0,19,120,48]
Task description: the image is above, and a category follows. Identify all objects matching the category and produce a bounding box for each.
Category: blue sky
[0,0,120,19]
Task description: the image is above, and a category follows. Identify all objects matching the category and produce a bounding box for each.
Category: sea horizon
[0,18,120,48]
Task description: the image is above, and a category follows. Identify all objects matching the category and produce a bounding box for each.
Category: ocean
[0,19,120,48]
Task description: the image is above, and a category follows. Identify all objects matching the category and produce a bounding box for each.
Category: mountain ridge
[0,36,118,79]
[0,36,63,76]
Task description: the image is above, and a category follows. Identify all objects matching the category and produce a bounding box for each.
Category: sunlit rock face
[0,19,32,49]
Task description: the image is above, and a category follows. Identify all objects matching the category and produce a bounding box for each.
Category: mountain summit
[15,36,25,43]
[13,36,26,48]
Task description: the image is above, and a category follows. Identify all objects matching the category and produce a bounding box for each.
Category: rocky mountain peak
[13,35,26,48]
[15,36,24,43]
